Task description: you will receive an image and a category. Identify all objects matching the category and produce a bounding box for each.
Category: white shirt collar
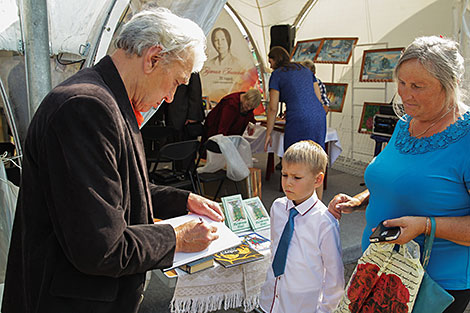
[286,192,319,216]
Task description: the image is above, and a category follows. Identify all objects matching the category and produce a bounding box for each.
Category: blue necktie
[272,208,299,277]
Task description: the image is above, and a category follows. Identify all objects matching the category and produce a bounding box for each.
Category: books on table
[156,214,241,270]
[179,255,214,274]
[241,232,271,252]
[221,195,270,233]
[221,194,251,233]
[213,243,264,268]
[243,197,270,231]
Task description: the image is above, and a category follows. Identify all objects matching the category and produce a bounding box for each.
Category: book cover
[221,194,251,233]
[241,232,271,252]
[213,243,264,268]
[243,197,270,231]
[179,255,214,274]
[156,214,241,270]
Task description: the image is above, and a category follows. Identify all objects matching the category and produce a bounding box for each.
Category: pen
[198,217,204,224]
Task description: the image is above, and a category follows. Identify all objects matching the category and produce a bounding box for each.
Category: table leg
[266,152,274,181]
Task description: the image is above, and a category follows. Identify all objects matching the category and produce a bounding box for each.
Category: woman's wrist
[424,216,430,236]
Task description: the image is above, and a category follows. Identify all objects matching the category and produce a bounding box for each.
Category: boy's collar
[286,192,319,216]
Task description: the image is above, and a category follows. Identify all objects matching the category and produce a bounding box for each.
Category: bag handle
[421,217,436,269]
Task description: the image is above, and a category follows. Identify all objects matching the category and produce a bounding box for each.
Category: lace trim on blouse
[394,111,470,154]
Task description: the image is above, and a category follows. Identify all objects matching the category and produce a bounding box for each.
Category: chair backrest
[157,139,200,162]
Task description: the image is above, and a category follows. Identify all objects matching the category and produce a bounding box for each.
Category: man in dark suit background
[2,7,223,313]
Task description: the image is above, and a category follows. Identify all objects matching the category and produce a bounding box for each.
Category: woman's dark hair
[268,46,301,71]
[211,27,232,49]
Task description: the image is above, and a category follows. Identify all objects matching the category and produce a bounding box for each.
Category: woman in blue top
[264,46,326,198]
[329,36,470,313]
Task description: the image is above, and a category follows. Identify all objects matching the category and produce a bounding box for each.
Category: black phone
[369,221,401,242]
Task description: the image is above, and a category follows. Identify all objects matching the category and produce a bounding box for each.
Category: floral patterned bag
[334,241,425,313]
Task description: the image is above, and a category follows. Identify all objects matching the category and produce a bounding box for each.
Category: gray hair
[394,36,465,109]
[283,140,327,174]
[115,7,207,72]
[300,59,316,74]
[244,89,262,110]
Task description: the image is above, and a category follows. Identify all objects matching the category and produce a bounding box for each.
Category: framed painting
[324,83,348,113]
[358,102,388,134]
[315,37,358,64]
[290,38,324,62]
[359,48,404,82]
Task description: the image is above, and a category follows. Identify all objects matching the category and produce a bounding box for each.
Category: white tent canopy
[0,0,468,170]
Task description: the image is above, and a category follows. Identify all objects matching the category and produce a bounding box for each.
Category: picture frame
[359,48,404,82]
[315,37,358,64]
[358,102,388,134]
[324,83,348,113]
[290,38,324,62]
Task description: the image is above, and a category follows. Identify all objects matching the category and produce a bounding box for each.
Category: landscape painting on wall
[315,37,358,64]
[324,83,348,113]
[291,38,323,62]
[360,48,404,82]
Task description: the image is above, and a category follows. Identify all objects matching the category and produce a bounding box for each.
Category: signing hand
[175,219,219,252]
[187,193,224,222]
[382,216,426,245]
[328,193,362,220]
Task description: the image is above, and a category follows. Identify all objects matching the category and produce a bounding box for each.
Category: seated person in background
[301,59,330,113]
[202,88,261,144]
[259,140,344,313]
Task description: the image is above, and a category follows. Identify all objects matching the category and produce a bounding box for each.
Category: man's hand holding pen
[175,217,219,253]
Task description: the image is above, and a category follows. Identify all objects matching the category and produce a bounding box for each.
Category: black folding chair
[149,139,200,193]
[195,139,239,200]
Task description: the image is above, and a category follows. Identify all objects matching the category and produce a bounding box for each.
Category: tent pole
[20,0,52,119]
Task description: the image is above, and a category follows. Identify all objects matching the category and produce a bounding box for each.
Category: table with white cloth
[243,123,342,182]
[155,230,271,313]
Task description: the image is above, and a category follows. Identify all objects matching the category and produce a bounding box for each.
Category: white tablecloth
[243,125,342,165]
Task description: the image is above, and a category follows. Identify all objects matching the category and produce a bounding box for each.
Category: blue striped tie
[272,208,299,277]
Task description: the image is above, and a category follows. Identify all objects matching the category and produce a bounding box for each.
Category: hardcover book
[179,255,214,274]
[213,243,264,268]
[221,194,251,233]
[242,197,270,231]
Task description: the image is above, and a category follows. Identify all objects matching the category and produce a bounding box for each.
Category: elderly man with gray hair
[2,8,223,313]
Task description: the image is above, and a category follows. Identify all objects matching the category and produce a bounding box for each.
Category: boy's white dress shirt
[259,193,344,313]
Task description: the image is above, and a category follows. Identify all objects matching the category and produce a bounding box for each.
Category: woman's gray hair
[115,7,206,72]
[394,36,466,109]
[244,89,262,110]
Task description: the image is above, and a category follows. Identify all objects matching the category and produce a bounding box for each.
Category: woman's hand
[328,193,362,220]
[264,133,272,152]
[383,216,426,245]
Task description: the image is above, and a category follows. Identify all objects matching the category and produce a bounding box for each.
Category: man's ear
[314,172,324,188]
[143,45,164,74]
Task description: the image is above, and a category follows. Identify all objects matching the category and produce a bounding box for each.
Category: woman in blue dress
[264,47,326,198]
[264,46,326,152]
[329,36,470,313]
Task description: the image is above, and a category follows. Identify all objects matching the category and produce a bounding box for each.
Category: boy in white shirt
[259,140,344,313]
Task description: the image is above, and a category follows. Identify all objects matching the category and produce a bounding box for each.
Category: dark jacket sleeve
[149,183,190,219]
[44,97,178,276]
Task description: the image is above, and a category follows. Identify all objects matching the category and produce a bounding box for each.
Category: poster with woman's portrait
[200,9,259,104]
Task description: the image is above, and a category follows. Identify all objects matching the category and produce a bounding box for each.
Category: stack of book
[179,255,214,274]
[220,195,270,233]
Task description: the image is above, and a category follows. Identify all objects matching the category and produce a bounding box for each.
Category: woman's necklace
[410,107,453,138]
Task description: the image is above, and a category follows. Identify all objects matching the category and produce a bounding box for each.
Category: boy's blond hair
[283,140,327,174]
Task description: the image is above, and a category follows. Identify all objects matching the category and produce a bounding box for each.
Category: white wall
[295,0,454,171]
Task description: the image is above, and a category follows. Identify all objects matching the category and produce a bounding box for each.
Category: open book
[156,214,241,270]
